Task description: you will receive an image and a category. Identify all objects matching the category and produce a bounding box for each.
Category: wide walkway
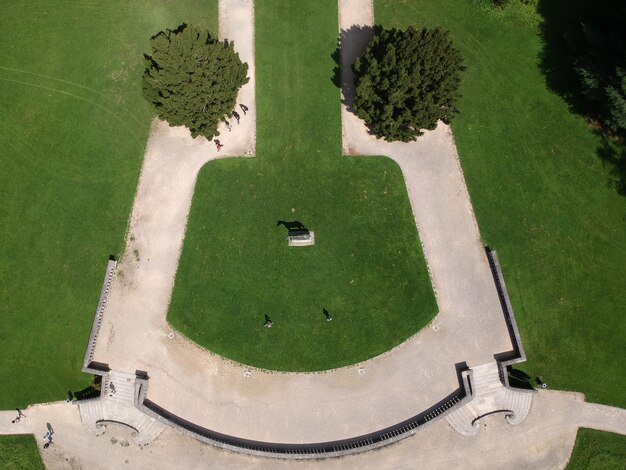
[2,391,625,469]
[88,0,514,444]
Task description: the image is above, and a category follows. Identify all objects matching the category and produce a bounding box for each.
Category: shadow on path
[333,25,375,110]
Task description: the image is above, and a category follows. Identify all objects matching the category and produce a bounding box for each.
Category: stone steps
[505,389,533,425]
[445,404,478,436]
[105,372,137,404]
[471,363,502,394]
[131,414,166,445]
[77,399,106,435]
[79,371,163,444]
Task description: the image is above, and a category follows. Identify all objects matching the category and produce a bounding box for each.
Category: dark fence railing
[136,371,472,459]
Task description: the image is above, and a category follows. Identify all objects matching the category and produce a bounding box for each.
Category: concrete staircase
[504,387,533,425]
[445,362,533,435]
[78,371,165,445]
[445,403,478,436]
[77,398,106,435]
[105,371,136,404]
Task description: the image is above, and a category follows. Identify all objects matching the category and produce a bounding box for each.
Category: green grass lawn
[566,429,626,469]
[0,1,217,409]
[375,0,626,407]
[0,435,44,470]
[167,0,436,371]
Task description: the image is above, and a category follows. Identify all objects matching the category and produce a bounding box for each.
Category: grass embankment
[0,435,44,470]
[0,1,217,409]
[375,0,626,407]
[566,429,626,469]
[168,0,436,371]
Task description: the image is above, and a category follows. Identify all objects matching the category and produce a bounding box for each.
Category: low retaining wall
[82,258,116,375]
[486,249,534,393]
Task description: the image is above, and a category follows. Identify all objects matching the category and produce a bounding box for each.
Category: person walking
[232,111,241,124]
[225,120,232,132]
[12,409,25,423]
[214,139,223,152]
[239,103,249,115]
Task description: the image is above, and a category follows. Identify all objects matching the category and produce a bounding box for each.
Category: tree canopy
[352,26,464,142]
[142,24,248,139]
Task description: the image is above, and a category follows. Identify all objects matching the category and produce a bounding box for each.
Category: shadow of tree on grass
[537,0,626,196]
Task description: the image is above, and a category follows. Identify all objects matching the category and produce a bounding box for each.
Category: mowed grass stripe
[0,0,217,409]
[168,0,436,371]
[375,0,626,407]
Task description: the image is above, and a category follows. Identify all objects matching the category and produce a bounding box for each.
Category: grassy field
[566,429,626,469]
[0,1,217,409]
[0,435,44,470]
[167,0,436,371]
[375,0,626,407]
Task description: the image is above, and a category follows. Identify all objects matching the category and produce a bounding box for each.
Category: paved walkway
[2,391,625,469]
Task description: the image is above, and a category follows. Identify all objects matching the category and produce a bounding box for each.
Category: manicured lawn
[0,435,44,470]
[566,429,626,469]
[376,0,626,407]
[168,0,436,371]
[0,1,217,409]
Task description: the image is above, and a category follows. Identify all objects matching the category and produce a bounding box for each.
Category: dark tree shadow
[537,0,596,116]
[150,23,188,41]
[330,39,341,88]
[335,25,376,111]
[597,132,626,196]
[506,368,536,391]
[73,376,102,401]
[537,0,626,196]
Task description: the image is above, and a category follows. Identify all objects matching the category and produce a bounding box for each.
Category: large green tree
[143,25,248,139]
[353,26,464,142]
